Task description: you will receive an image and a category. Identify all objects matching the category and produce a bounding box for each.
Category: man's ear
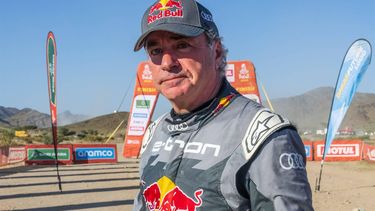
[214,41,223,69]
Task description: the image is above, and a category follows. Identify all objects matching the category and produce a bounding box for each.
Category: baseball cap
[134,0,219,51]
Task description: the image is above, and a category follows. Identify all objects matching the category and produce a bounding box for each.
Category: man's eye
[176,42,190,49]
[149,48,162,56]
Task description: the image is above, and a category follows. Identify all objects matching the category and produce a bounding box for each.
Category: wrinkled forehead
[144,31,204,48]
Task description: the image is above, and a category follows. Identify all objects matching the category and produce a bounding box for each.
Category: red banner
[123,62,159,158]
[314,140,363,161]
[363,143,375,162]
[8,147,26,164]
[225,60,261,103]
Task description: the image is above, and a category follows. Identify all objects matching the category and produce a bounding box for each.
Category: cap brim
[134,23,205,51]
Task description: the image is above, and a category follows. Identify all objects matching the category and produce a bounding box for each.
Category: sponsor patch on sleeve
[242,109,291,160]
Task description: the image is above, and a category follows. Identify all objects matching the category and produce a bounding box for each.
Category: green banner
[47,36,56,105]
[28,148,70,161]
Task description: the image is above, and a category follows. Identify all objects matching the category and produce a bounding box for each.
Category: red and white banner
[123,62,159,158]
[314,140,363,161]
[362,143,375,162]
[8,147,26,163]
[225,60,261,103]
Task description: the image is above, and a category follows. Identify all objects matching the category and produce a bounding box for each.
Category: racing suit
[133,79,313,211]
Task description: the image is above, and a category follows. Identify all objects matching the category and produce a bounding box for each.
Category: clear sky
[1,0,374,118]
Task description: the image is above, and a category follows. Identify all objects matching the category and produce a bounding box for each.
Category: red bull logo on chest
[143,176,203,211]
[148,0,183,24]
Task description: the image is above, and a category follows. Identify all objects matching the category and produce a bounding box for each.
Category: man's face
[145,31,221,110]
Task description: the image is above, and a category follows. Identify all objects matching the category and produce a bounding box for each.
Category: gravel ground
[0,160,374,211]
[0,160,139,211]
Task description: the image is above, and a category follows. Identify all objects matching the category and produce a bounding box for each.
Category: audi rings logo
[279,153,305,170]
[167,122,188,132]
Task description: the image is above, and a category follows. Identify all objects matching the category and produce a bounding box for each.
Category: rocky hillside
[64,111,129,136]
[0,106,50,128]
[0,106,91,128]
[271,87,375,131]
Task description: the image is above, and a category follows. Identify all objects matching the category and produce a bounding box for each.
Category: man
[133,0,313,210]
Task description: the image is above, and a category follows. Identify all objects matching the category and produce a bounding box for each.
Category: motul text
[318,144,359,157]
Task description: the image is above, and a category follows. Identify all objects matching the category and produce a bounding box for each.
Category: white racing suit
[133,80,313,211]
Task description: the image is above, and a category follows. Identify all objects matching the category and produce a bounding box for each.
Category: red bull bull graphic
[148,0,183,24]
[160,187,202,211]
[144,183,161,210]
[143,176,203,211]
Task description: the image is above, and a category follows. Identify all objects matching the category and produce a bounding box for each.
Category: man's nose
[161,51,179,71]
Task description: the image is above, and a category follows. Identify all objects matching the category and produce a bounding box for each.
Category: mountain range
[0,107,50,128]
[0,107,90,128]
[271,87,375,131]
[1,87,374,132]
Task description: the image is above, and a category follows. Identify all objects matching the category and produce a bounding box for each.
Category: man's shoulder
[233,94,263,109]
[226,94,266,120]
[240,107,295,160]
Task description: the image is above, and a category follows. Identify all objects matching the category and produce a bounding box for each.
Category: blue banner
[323,39,372,160]
[75,147,116,160]
[305,145,311,158]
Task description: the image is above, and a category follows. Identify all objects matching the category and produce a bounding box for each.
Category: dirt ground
[307,161,375,211]
[0,160,374,211]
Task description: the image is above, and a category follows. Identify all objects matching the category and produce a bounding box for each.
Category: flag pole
[261,84,275,112]
[315,81,337,192]
[315,160,324,191]
[46,31,62,192]
[52,120,62,192]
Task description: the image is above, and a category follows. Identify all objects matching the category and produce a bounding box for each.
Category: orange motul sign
[313,140,363,161]
[123,62,159,158]
[225,60,261,103]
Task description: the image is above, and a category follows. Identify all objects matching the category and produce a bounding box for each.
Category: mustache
[160,74,186,83]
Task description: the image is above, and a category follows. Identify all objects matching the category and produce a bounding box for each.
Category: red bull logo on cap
[143,176,203,211]
[148,0,183,24]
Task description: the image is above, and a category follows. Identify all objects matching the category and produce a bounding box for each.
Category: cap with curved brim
[133,23,205,52]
